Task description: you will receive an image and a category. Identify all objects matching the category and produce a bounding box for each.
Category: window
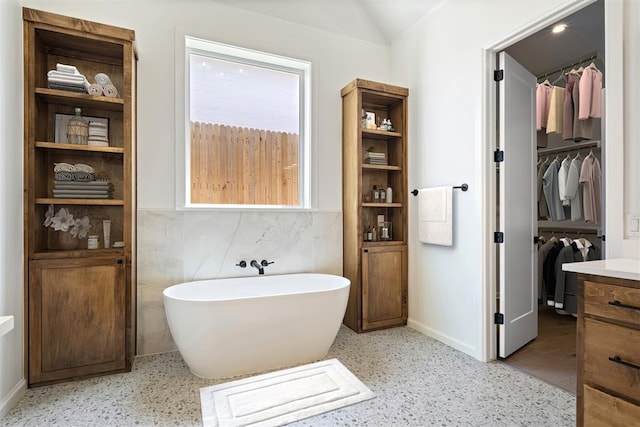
[184,37,311,208]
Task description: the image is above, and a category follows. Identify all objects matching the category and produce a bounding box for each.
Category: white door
[497,52,537,358]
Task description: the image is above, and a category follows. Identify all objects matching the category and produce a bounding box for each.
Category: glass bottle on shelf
[380,185,386,202]
[372,185,379,202]
[67,107,88,145]
[371,224,377,241]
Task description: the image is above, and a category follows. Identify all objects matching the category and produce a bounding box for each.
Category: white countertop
[562,258,640,281]
[0,316,14,337]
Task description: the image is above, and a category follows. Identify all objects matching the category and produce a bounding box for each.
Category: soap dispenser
[386,185,393,203]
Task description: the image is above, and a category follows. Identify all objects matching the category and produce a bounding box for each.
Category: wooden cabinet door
[29,256,126,385]
[362,245,407,330]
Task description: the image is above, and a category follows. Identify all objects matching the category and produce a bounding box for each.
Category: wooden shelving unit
[23,8,136,386]
[341,78,408,333]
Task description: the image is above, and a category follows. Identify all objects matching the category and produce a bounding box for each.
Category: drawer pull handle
[608,356,640,371]
[608,300,640,311]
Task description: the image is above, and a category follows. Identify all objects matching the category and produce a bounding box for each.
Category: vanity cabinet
[28,257,126,385]
[341,79,408,332]
[576,273,640,426]
[23,8,136,385]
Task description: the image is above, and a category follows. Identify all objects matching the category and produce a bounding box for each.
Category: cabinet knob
[364,249,369,253]
[116,259,123,264]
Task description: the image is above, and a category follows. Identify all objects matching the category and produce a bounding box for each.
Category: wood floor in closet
[503,305,577,394]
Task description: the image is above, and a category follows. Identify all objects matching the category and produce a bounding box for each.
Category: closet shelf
[362,202,402,208]
[35,141,125,154]
[35,87,124,112]
[36,198,124,206]
[362,164,401,171]
[362,129,402,139]
[538,220,601,233]
[537,140,600,156]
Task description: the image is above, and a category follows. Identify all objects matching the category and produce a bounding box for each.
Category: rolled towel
[73,171,94,182]
[73,163,95,173]
[102,84,118,98]
[53,162,76,172]
[56,63,80,74]
[54,171,74,181]
[95,73,113,87]
[87,83,103,96]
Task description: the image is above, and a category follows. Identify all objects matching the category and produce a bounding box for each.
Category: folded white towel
[418,186,453,246]
[56,63,80,74]
[48,75,91,91]
[47,71,86,82]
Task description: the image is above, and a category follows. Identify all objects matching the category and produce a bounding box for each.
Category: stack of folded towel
[47,63,90,93]
[88,121,109,147]
[52,163,112,198]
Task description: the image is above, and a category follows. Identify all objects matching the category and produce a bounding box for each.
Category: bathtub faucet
[250,259,275,275]
[250,259,265,275]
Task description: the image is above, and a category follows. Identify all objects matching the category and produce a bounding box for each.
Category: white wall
[389,0,639,360]
[0,0,26,416]
[23,0,392,354]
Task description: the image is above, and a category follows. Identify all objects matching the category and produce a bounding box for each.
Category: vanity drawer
[583,385,640,427]
[583,318,640,402]
[584,281,640,325]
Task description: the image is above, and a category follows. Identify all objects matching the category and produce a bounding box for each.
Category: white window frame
[176,35,311,210]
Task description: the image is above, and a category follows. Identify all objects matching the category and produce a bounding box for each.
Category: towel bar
[411,183,468,196]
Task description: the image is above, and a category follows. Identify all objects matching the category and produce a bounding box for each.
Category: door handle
[608,356,640,371]
[608,300,640,311]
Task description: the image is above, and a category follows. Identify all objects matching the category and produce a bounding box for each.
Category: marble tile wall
[136,210,343,355]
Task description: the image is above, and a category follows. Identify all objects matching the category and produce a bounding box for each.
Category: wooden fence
[190,121,299,205]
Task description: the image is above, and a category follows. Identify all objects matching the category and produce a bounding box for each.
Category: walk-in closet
[498,0,604,394]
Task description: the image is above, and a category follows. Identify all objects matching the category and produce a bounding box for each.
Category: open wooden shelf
[35,141,124,154]
[35,198,124,206]
[362,164,402,171]
[362,128,402,139]
[35,87,124,112]
[31,248,125,260]
[362,202,403,208]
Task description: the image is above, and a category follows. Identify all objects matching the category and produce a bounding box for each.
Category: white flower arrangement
[44,204,92,238]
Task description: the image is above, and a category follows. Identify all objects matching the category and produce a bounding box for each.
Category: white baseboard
[407,318,478,359]
[0,379,26,419]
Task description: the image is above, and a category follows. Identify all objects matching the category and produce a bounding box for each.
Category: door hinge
[494,69,504,81]
[601,235,606,242]
[494,232,504,244]
[533,236,540,244]
[494,312,504,325]
[494,149,504,163]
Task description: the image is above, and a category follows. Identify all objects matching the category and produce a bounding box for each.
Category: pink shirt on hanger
[578,66,602,120]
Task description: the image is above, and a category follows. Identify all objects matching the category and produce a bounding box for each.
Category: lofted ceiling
[210,0,604,76]
[210,0,444,44]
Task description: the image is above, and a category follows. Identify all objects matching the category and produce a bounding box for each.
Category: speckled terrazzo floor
[2,326,575,426]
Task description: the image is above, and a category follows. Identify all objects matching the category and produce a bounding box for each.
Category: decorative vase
[58,231,80,250]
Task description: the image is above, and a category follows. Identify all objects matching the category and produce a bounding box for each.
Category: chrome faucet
[250,260,264,275]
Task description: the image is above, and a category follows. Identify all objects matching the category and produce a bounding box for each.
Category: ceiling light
[552,24,567,34]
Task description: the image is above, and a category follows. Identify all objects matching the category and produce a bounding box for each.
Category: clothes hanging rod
[537,140,600,156]
[411,184,468,196]
[537,52,601,81]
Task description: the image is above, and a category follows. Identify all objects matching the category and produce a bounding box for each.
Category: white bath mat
[199,358,375,427]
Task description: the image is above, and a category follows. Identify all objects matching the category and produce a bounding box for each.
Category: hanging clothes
[580,155,602,223]
[572,72,593,141]
[537,159,549,220]
[558,157,571,207]
[565,156,583,221]
[542,159,565,221]
[578,65,603,120]
[543,237,571,307]
[536,82,552,131]
[546,86,565,134]
[554,239,601,313]
[537,238,556,301]
[562,73,576,140]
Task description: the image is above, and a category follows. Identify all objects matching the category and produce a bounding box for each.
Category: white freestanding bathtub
[163,273,350,379]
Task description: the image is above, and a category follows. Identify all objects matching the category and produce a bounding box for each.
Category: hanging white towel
[418,187,453,246]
